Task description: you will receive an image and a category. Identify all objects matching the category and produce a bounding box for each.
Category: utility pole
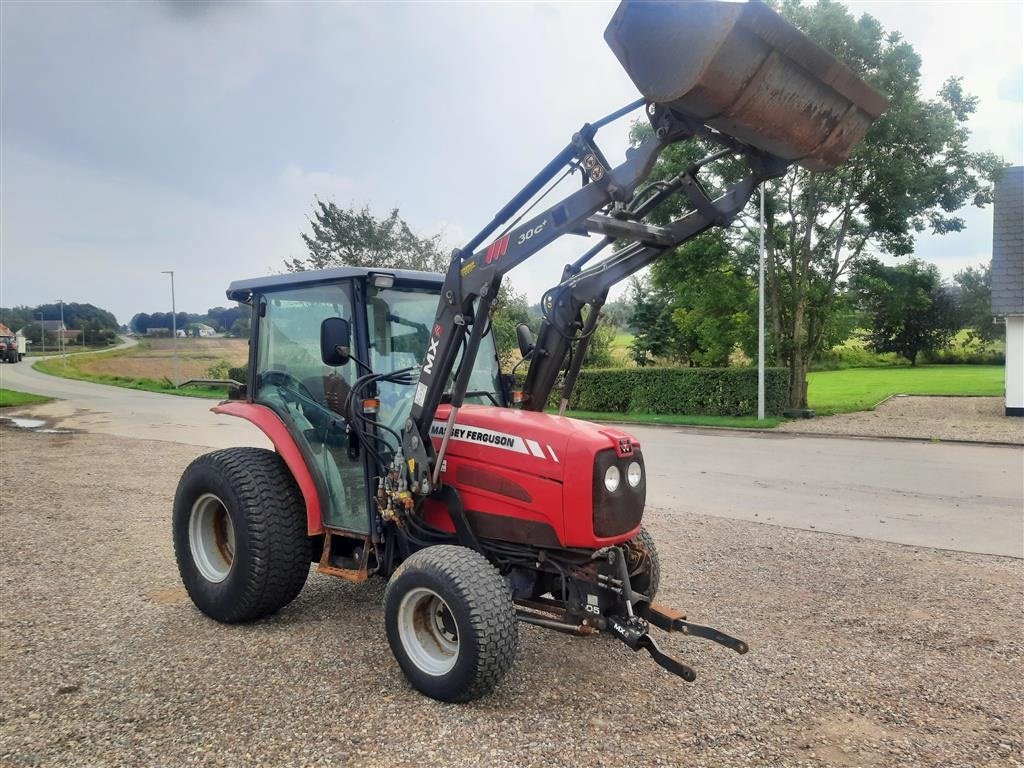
[38,312,45,355]
[59,299,67,370]
[757,184,766,422]
[162,270,179,387]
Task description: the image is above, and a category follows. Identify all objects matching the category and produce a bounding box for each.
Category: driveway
[4,361,1021,557]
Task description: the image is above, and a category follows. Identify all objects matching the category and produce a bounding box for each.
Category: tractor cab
[225,267,504,535]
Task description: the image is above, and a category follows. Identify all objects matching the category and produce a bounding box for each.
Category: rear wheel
[173,447,311,623]
[384,545,518,702]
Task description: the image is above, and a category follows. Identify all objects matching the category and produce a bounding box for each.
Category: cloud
[281,164,354,203]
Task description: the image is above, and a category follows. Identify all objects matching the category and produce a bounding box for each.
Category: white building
[991,166,1023,417]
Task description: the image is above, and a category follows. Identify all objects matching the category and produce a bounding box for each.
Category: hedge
[235,361,786,416]
[563,366,788,416]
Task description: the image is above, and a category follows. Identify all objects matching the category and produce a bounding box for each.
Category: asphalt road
[3,357,1021,557]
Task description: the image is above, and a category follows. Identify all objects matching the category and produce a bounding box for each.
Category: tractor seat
[302,373,352,418]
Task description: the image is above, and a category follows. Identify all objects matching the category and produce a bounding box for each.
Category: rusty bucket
[605,0,888,170]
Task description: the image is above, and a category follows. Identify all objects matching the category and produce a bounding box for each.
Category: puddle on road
[9,417,45,428]
[3,416,72,434]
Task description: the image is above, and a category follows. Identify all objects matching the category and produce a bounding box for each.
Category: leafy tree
[490,286,532,368]
[654,230,757,367]
[0,305,36,331]
[228,316,251,338]
[205,306,246,333]
[286,201,449,273]
[601,299,635,331]
[849,258,959,365]
[628,277,678,366]
[953,263,1004,344]
[631,0,1004,406]
[581,316,617,368]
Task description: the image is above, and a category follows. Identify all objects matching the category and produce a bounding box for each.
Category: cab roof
[226,266,444,303]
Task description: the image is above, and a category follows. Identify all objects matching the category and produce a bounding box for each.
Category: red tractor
[173,0,885,701]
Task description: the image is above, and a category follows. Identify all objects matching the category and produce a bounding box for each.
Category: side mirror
[516,323,535,359]
[321,317,352,366]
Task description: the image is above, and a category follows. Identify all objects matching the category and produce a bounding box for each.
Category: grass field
[806,365,1004,414]
[34,337,248,399]
[25,342,119,357]
[0,388,54,408]
[610,332,634,366]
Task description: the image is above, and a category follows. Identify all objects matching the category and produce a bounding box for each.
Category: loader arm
[400,102,703,494]
[400,0,886,497]
[521,134,789,413]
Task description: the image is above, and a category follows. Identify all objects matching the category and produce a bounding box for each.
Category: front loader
[172,0,885,702]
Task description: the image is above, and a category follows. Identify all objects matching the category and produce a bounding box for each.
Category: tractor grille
[592,447,646,538]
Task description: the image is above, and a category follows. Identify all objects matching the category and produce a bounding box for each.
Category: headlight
[627,461,642,487]
[604,465,621,493]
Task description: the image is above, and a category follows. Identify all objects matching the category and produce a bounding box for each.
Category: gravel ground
[2,426,1022,768]
[778,396,1024,445]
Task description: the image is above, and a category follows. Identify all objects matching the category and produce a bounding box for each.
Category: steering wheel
[262,369,319,404]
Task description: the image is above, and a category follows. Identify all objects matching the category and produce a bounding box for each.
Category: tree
[654,229,757,367]
[954,263,1004,344]
[581,316,617,368]
[286,201,449,274]
[849,258,959,365]
[490,286,532,368]
[601,298,635,331]
[631,0,1004,406]
[628,277,678,366]
[288,201,538,366]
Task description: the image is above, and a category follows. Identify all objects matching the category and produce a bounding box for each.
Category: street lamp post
[757,185,766,422]
[161,270,179,387]
[59,299,66,370]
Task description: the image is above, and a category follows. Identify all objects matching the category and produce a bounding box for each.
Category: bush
[206,359,232,379]
[921,346,1004,365]
[228,365,249,383]
[813,344,908,370]
[564,367,788,416]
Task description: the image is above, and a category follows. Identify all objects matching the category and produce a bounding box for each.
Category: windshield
[368,284,503,439]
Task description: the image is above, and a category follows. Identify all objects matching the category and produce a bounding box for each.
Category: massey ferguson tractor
[173,0,885,701]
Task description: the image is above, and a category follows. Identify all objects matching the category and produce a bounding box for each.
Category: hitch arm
[606,615,697,682]
[637,602,749,655]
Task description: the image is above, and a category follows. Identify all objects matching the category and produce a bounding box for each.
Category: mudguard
[212,401,323,535]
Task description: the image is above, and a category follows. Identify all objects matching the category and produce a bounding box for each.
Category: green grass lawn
[0,388,54,408]
[806,365,1004,414]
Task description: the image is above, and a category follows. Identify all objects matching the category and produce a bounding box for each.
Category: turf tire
[384,545,518,702]
[629,526,661,603]
[173,447,310,623]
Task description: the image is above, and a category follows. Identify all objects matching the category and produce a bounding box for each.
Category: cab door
[254,283,369,534]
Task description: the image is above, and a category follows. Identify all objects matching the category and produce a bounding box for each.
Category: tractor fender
[211,401,323,535]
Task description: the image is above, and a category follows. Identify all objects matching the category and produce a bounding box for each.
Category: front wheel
[384,545,518,702]
[173,447,311,623]
[627,526,660,603]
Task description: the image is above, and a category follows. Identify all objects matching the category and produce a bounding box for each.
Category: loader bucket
[605,0,888,170]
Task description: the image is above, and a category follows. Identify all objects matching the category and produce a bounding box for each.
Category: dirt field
[72,337,249,382]
[1,426,1021,767]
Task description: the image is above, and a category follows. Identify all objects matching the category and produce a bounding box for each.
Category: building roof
[992,165,1024,316]
[226,266,444,302]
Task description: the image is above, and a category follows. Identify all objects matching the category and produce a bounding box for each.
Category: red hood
[430,404,639,482]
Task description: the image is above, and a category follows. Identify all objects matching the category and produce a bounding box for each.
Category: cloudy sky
[2,0,1021,325]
